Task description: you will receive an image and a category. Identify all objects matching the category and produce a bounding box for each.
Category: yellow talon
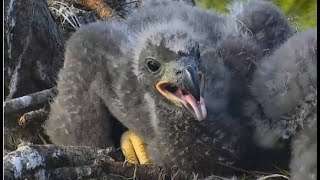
[120,131,150,164]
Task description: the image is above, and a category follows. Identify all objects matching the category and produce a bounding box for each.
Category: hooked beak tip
[183,65,201,101]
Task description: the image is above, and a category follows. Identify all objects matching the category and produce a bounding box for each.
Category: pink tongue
[184,94,205,121]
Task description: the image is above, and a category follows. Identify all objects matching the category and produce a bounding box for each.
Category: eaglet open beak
[156,66,207,121]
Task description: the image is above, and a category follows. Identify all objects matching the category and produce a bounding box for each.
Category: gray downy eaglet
[44,0,317,178]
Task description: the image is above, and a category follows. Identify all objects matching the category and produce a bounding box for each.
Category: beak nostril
[176,70,183,75]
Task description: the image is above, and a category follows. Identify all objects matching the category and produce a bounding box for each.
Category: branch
[4,144,191,180]
[56,0,196,21]
[18,109,49,128]
[80,0,121,20]
[4,88,57,114]
[55,0,122,20]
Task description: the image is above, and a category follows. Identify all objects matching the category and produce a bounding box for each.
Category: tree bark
[5,0,65,100]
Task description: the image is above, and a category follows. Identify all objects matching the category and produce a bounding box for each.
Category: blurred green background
[195,0,317,30]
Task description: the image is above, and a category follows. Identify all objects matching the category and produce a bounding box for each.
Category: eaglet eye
[146,58,161,73]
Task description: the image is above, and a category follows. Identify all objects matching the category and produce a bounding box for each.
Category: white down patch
[228,0,245,18]
[144,93,158,131]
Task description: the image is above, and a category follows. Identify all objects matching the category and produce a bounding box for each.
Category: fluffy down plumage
[44,0,316,177]
[247,28,317,179]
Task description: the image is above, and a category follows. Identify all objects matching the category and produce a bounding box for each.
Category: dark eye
[146,58,161,73]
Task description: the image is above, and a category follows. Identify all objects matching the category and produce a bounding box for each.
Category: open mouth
[156,75,207,121]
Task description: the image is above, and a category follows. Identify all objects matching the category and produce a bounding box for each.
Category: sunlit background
[195,0,317,30]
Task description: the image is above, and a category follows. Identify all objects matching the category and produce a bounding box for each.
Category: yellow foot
[120,131,150,164]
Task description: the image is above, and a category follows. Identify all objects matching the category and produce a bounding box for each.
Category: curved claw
[120,131,150,164]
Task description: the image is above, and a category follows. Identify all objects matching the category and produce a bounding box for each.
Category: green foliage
[196,0,232,13]
[195,0,317,29]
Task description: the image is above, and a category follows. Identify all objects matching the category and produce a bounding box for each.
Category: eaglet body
[45,0,299,175]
